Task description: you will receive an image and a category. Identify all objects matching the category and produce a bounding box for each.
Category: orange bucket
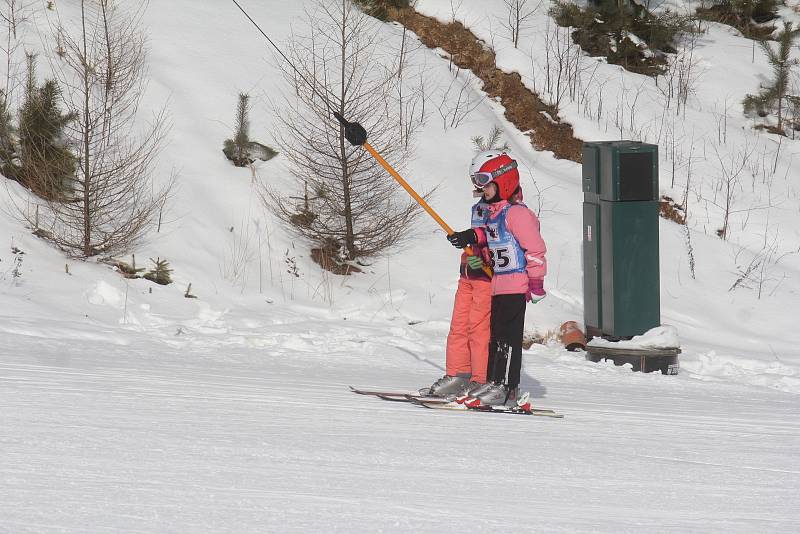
[559,321,586,352]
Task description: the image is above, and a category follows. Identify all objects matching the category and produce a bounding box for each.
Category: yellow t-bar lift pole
[334,113,492,278]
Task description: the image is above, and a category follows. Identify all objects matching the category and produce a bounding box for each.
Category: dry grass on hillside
[389,7,583,163]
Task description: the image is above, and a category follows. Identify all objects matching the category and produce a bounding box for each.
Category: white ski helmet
[469,149,508,177]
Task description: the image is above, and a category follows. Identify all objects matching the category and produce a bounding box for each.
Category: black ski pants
[486,293,526,388]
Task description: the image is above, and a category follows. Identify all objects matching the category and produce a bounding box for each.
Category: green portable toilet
[582,141,660,340]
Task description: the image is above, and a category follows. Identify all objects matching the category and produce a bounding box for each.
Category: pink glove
[526,278,546,303]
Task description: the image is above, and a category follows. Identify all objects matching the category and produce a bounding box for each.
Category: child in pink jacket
[446,151,547,407]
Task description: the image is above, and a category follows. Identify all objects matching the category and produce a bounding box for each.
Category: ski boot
[419,375,470,398]
[456,381,492,404]
[465,382,517,408]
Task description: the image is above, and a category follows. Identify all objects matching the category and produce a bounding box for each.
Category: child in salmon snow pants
[446,151,547,407]
[419,168,493,399]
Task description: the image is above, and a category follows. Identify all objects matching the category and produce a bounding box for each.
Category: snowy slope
[1,0,799,531]
[3,328,799,533]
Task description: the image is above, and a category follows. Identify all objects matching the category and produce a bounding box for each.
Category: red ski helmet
[469,150,520,200]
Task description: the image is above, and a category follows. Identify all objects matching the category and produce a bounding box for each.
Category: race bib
[489,246,522,272]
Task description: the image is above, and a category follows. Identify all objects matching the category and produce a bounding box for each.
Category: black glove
[447,229,477,249]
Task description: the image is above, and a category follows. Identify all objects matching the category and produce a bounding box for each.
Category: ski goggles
[470,160,517,189]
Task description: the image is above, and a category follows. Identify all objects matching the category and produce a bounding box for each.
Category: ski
[375,394,416,402]
[403,394,451,404]
[349,386,449,404]
[351,386,562,416]
[377,394,452,404]
[349,385,418,398]
[412,399,563,418]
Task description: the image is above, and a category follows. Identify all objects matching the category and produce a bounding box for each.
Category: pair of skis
[349,386,563,418]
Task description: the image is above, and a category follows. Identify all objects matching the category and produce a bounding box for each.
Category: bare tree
[0,86,11,160]
[1,0,34,167]
[500,0,541,48]
[449,0,463,24]
[656,30,704,118]
[537,19,589,113]
[435,67,484,130]
[709,140,755,240]
[19,0,172,257]
[729,221,796,299]
[1,0,34,97]
[263,0,423,262]
[393,23,426,149]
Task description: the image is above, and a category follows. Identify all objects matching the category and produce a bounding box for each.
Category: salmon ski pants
[445,277,492,383]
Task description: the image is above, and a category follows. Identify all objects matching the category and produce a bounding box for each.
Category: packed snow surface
[1,0,799,532]
[2,323,799,533]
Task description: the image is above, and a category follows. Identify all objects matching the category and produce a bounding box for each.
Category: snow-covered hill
[1,0,798,531]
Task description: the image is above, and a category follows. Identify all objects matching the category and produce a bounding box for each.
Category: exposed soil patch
[310,247,362,275]
[387,6,583,163]
[659,196,687,225]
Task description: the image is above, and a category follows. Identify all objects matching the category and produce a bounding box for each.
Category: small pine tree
[223,92,252,167]
[115,254,146,278]
[352,0,410,21]
[17,53,76,199]
[743,93,769,118]
[233,92,250,160]
[471,125,510,152]
[143,257,173,285]
[744,23,800,130]
[0,89,15,177]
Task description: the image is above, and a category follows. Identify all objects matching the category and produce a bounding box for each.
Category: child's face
[482,182,497,200]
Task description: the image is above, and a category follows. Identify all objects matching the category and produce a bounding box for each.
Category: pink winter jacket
[474,200,547,296]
